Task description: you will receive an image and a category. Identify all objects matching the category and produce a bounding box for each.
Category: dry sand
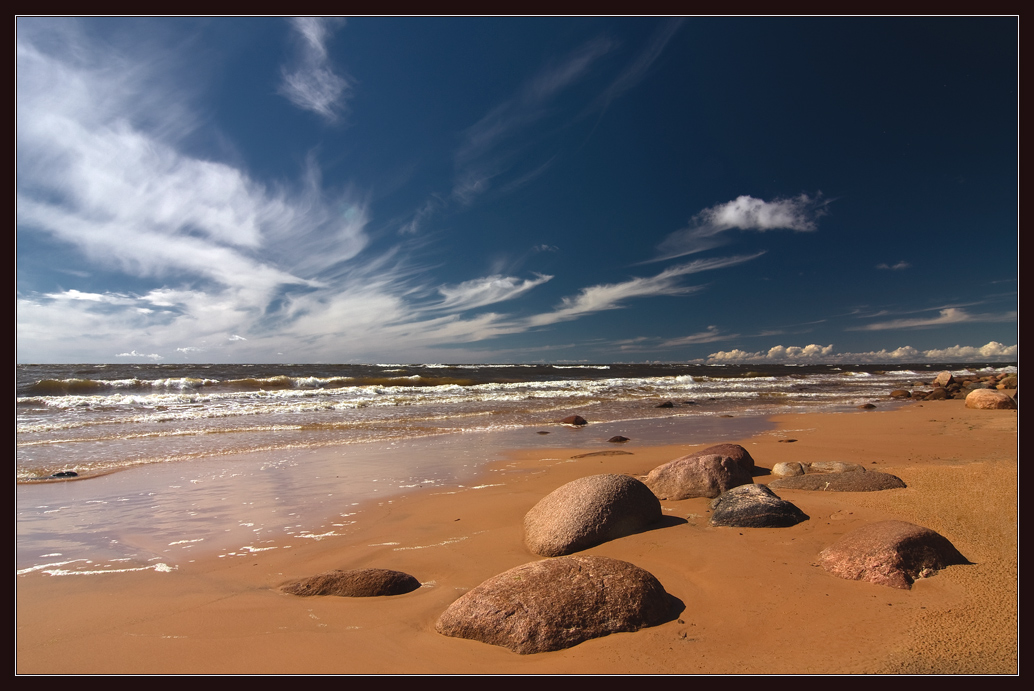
[16,399,1017,674]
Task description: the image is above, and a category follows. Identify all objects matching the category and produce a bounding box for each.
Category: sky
[17,17,1018,364]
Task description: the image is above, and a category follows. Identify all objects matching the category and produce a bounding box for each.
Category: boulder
[924,387,949,400]
[607,435,630,443]
[435,556,674,653]
[890,389,911,398]
[655,401,674,408]
[770,470,905,492]
[281,568,421,597]
[685,443,756,474]
[808,461,865,474]
[771,462,806,477]
[524,474,661,557]
[644,453,753,500]
[559,415,588,426]
[708,484,808,528]
[819,521,968,589]
[964,389,1017,410]
[932,371,956,388]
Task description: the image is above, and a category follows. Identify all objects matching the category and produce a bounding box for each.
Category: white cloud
[436,274,552,312]
[115,350,164,360]
[527,253,763,327]
[278,17,351,122]
[707,342,1016,363]
[876,261,911,270]
[854,307,1017,331]
[655,194,826,261]
[658,326,731,347]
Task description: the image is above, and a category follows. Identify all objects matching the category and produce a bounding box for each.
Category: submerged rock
[435,556,675,653]
[524,474,661,556]
[708,484,808,528]
[281,568,421,597]
[819,521,968,589]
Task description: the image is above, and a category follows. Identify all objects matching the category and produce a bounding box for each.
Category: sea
[16,361,1015,578]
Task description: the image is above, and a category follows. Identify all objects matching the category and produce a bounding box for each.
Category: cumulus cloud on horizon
[707,341,1016,364]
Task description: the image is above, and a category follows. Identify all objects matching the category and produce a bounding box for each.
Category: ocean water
[16,362,1014,577]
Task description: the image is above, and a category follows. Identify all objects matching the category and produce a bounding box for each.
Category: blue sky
[17,17,1017,364]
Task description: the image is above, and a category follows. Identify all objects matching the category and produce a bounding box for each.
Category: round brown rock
[280,568,421,597]
[818,521,967,589]
[964,389,1017,410]
[644,453,753,500]
[559,415,588,426]
[524,474,661,556]
[435,556,674,654]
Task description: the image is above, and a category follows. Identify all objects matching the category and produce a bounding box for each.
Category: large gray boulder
[435,556,674,654]
[819,521,968,589]
[524,474,661,556]
[280,568,421,597]
[965,389,1017,410]
[708,484,808,528]
[769,470,905,492]
[644,453,753,500]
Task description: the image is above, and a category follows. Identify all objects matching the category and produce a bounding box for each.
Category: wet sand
[16,399,1017,674]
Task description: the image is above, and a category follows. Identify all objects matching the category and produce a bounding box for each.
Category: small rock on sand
[281,568,421,597]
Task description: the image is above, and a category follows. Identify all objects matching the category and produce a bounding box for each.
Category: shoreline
[16,400,1017,674]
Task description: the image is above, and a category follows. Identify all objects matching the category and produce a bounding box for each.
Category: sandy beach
[16,398,1017,674]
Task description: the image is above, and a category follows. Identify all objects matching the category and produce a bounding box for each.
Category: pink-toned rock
[435,556,674,653]
[818,521,967,589]
[687,443,756,473]
[965,389,1017,410]
[933,371,956,388]
[280,568,420,597]
[524,474,661,556]
[644,453,752,500]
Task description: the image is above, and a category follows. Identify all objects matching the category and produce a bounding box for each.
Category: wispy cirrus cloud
[653,194,828,261]
[435,274,553,312]
[852,307,1017,331]
[278,17,351,122]
[452,37,614,205]
[527,253,763,327]
[876,261,911,270]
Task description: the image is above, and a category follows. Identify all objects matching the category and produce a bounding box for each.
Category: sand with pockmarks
[16,399,1017,674]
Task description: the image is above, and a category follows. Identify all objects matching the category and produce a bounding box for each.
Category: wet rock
[858,403,876,409]
[964,389,1017,410]
[708,484,808,528]
[644,453,753,500]
[924,387,949,401]
[655,401,674,408]
[524,474,661,556]
[435,556,675,654]
[281,568,421,597]
[607,435,630,443]
[890,389,911,398]
[770,470,905,492]
[819,520,968,589]
[559,415,588,426]
[50,471,78,478]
